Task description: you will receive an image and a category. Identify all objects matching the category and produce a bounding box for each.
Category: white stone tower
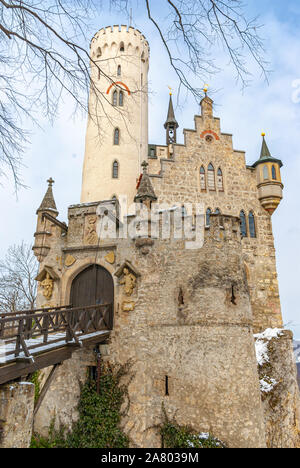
[81,25,150,205]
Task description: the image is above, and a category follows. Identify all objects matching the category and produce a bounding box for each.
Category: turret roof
[164,95,179,129]
[252,135,283,168]
[134,161,157,203]
[37,178,58,214]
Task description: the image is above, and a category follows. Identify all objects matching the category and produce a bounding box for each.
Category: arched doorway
[70,265,114,329]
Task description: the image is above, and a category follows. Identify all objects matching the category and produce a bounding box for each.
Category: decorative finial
[47,177,54,187]
[141,160,148,173]
[168,86,173,96]
[203,84,209,95]
[261,132,266,137]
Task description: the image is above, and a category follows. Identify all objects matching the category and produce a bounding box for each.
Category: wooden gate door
[70,265,114,329]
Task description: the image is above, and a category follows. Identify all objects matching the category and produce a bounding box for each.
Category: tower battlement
[91,24,149,58]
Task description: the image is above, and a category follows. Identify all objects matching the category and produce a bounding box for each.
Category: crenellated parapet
[91,25,150,59]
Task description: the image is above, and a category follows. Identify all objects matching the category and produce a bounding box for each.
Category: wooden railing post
[15,318,24,357]
[43,314,49,344]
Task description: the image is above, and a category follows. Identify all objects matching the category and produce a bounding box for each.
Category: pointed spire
[37,178,58,214]
[260,133,272,160]
[253,133,283,168]
[134,161,157,203]
[164,94,179,130]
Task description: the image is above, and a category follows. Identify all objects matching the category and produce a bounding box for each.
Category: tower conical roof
[164,95,179,129]
[252,135,283,168]
[134,162,157,203]
[37,178,58,214]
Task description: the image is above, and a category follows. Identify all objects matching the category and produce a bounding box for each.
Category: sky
[0,0,300,337]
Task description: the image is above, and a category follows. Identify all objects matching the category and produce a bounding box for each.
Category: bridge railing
[0,304,112,362]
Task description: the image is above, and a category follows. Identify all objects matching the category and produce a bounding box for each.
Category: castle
[0,25,299,449]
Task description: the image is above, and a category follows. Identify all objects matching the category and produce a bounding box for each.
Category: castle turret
[33,178,58,262]
[253,133,283,215]
[81,25,150,205]
[164,93,179,145]
[134,161,157,208]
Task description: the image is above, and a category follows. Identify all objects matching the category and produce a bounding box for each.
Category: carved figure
[41,273,54,300]
[120,267,136,296]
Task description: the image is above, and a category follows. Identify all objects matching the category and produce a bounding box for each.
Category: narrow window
[231,286,237,305]
[181,205,187,218]
[200,166,206,191]
[240,210,247,238]
[165,376,169,396]
[96,47,102,58]
[206,208,211,227]
[112,161,119,179]
[272,165,277,180]
[263,165,269,180]
[113,90,118,106]
[141,73,143,86]
[120,42,125,52]
[114,128,120,145]
[117,65,121,76]
[208,163,216,191]
[119,90,124,107]
[217,168,224,191]
[249,212,256,238]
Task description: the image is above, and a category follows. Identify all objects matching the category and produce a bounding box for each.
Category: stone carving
[65,255,76,267]
[120,268,136,297]
[122,300,135,312]
[41,273,54,300]
[84,216,98,245]
[105,251,115,265]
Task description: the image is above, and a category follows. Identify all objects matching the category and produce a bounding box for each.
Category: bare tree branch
[0,0,267,190]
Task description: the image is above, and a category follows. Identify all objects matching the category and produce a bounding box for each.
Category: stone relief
[84,216,98,245]
[105,251,115,265]
[65,255,76,267]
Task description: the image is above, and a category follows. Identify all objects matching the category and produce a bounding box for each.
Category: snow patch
[260,377,277,393]
[254,328,284,366]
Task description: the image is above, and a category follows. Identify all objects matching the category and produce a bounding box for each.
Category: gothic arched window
[208,163,216,191]
[263,165,269,180]
[114,128,120,145]
[96,47,102,58]
[112,161,119,179]
[119,91,124,107]
[249,212,256,238]
[117,65,121,76]
[200,166,206,191]
[113,90,118,106]
[272,165,277,180]
[120,42,125,52]
[217,168,224,191]
[240,210,247,238]
[206,208,212,227]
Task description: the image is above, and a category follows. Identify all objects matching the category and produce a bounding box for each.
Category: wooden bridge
[0,304,112,385]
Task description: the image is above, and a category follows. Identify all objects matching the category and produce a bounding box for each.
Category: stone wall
[256,330,300,448]
[34,346,96,437]
[0,382,35,448]
[147,104,282,333]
